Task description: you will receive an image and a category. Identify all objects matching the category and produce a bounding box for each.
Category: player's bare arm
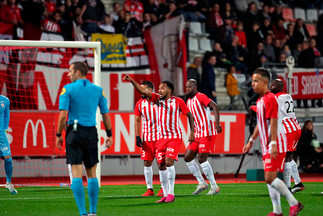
[56,110,68,150]
[134,115,143,147]
[102,113,113,148]
[208,101,222,133]
[123,74,152,99]
[243,125,259,153]
[270,117,278,160]
[186,112,195,143]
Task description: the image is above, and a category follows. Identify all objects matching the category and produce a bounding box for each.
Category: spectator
[98,13,115,33]
[226,35,249,76]
[187,56,202,89]
[142,12,152,31]
[120,11,143,37]
[208,3,224,40]
[270,4,283,25]
[243,2,259,34]
[272,18,286,43]
[113,10,126,33]
[285,22,296,50]
[150,12,162,26]
[223,16,235,46]
[109,2,120,24]
[222,2,237,21]
[123,0,144,22]
[78,0,105,37]
[309,37,323,67]
[0,0,22,39]
[263,34,276,62]
[164,1,181,19]
[293,18,310,45]
[281,44,292,57]
[258,4,271,25]
[211,42,228,67]
[247,21,264,51]
[235,20,247,48]
[277,53,287,66]
[201,53,217,103]
[292,43,302,64]
[225,65,240,110]
[20,0,45,40]
[260,17,274,38]
[297,120,323,173]
[42,10,62,33]
[64,0,82,23]
[298,41,315,68]
[273,39,282,63]
[248,42,266,72]
[177,0,206,22]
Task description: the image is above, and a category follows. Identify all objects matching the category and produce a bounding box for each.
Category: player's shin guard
[159,170,169,197]
[144,166,153,189]
[267,184,282,214]
[88,178,99,214]
[271,178,298,207]
[167,166,176,195]
[283,161,292,188]
[4,157,13,183]
[290,160,301,185]
[200,161,217,188]
[186,160,205,184]
[71,178,87,216]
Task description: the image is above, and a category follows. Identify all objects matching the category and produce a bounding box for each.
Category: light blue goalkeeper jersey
[0,95,10,133]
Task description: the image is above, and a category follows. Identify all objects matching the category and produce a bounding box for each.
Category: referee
[56,61,113,216]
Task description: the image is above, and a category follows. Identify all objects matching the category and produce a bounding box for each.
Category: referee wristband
[56,133,62,137]
[269,141,277,147]
[106,129,112,137]
[249,137,255,143]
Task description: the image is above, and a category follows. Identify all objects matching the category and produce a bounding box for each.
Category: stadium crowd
[1,0,323,72]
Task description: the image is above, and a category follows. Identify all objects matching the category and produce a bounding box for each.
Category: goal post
[0,40,102,186]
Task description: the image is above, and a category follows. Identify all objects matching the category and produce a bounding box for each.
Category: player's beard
[270,89,278,94]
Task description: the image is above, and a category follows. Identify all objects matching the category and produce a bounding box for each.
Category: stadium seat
[189,22,203,36]
[199,38,212,52]
[189,38,199,52]
[306,24,317,36]
[306,9,318,23]
[294,8,306,21]
[282,8,295,22]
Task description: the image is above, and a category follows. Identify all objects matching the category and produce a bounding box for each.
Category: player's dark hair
[72,61,88,76]
[141,80,154,90]
[161,80,174,93]
[253,67,270,81]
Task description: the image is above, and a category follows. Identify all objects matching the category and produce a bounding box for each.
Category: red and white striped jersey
[42,19,62,33]
[275,92,301,134]
[256,91,287,156]
[186,92,217,138]
[134,98,159,141]
[151,93,190,139]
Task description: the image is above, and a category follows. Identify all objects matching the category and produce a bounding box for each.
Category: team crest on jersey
[170,101,175,107]
[60,88,66,95]
[1,103,4,108]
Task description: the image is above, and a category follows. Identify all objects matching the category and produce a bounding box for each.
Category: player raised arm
[102,113,113,148]
[123,74,152,99]
[186,112,195,143]
[208,101,222,133]
[243,125,259,153]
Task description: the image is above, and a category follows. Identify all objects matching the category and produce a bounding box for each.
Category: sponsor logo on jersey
[166,147,174,152]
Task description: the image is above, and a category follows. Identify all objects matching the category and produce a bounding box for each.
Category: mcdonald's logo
[23,119,48,149]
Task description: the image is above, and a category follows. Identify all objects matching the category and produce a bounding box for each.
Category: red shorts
[187,136,215,154]
[263,152,286,172]
[285,129,302,152]
[141,141,157,161]
[156,138,181,164]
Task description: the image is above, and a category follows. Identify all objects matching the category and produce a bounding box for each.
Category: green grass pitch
[0,182,322,216]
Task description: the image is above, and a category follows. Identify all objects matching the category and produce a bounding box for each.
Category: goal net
[0,40,101,186]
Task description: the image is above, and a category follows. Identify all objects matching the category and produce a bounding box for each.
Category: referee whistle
[73,120,78,131]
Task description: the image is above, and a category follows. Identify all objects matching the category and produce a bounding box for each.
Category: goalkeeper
[56,62,113,216]
[0,95,17,194]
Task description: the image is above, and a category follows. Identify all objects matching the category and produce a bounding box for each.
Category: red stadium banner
[290,70,323,99]
[8,112,245,156]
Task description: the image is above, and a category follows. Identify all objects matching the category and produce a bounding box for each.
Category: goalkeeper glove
[136,136,143,147]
